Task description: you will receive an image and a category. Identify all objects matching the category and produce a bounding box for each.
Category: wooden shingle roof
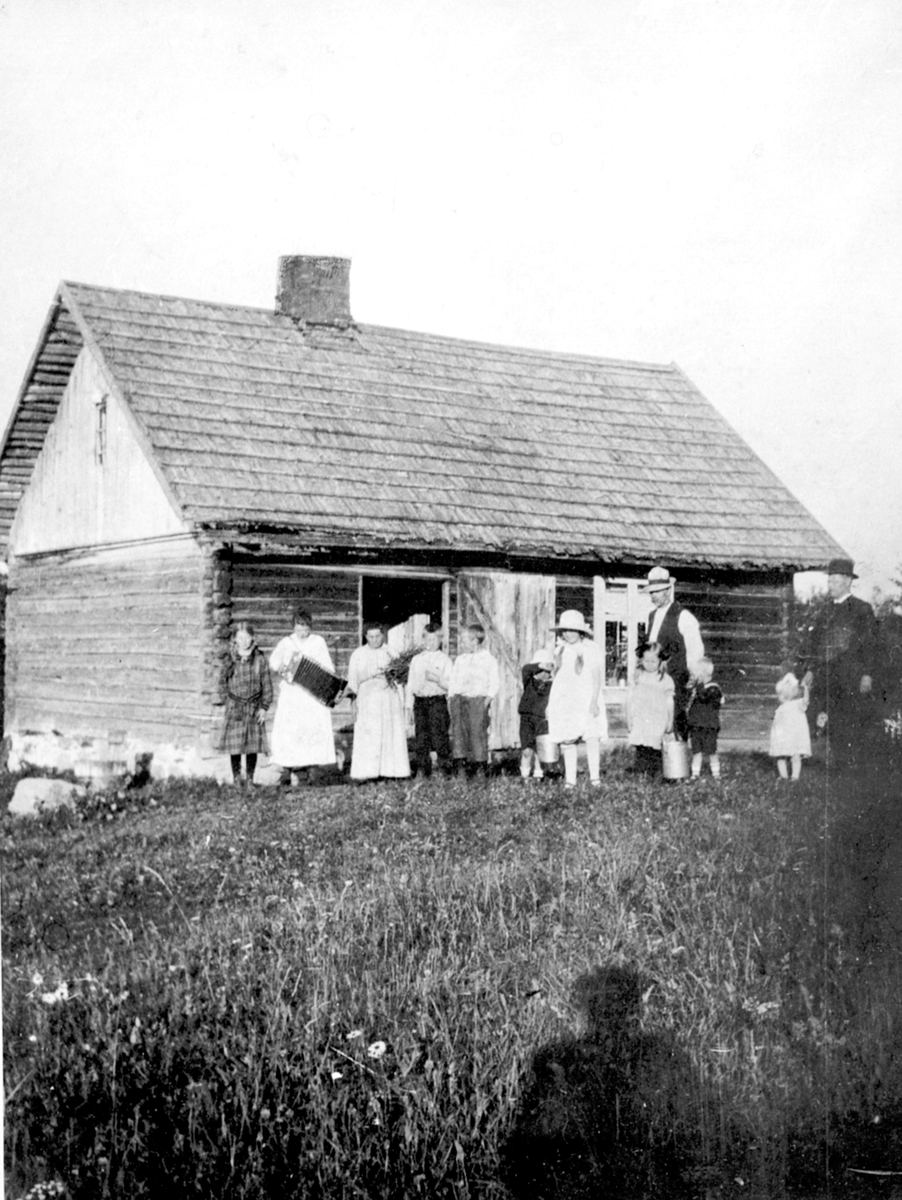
[0,279,845,569]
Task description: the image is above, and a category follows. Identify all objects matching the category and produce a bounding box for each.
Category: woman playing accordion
[269,607,337,786]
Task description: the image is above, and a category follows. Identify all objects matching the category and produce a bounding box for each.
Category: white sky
[1,0,900,598]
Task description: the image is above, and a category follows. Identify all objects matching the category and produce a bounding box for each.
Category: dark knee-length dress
[215,648,273,755]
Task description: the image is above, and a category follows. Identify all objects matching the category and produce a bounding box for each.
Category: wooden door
[457,571,555,749]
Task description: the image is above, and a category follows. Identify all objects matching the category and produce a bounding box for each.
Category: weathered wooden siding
[8,347,186,556]
[677,579,791,742]
[6,543,205,743]
[0,305,83,554]
[458,570,556,749]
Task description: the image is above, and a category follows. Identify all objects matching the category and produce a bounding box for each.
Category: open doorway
[360,576,447,655]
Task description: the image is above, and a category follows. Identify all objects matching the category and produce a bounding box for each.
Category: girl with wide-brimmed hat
[546,609,607,789]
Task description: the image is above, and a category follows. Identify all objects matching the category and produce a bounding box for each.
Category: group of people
[214,607,505,786]
[621,556,882,783]
[213,556,881,788]
[518,571,723,786]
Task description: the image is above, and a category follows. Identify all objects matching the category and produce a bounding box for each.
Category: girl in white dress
[347,623,411,781]
[769,672,811,782]
[626,643,675,776]
[546,610,607,789]
[269,608,337,786]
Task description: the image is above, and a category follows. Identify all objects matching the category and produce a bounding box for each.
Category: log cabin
[0,255,845,780]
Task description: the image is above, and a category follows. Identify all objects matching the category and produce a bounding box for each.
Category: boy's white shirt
[448,648,501,699]
[406,648,453,703]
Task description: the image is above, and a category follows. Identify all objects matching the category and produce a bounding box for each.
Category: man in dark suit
[799,557,877,769]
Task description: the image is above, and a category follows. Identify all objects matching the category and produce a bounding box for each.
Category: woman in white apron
[346,623,410,781]
[269,608,337,785]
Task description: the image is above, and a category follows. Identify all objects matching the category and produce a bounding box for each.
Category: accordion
[285,652,346,707]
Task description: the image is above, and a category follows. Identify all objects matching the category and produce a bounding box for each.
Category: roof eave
[0,291,68,457]
[194,521,823,574]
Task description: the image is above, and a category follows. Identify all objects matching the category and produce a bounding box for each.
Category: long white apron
[348,645,410,779]
[269,633,337,767]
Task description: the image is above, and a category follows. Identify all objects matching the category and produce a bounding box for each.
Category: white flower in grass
[331,1071,343,1081]
[346,1029,364,1041]
[367,1040,387,1060]
[40,982,70,1005]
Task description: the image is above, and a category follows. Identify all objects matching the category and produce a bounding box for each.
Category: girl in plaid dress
[215,621,274,785]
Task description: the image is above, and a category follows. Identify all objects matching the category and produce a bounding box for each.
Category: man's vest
[651,602,689,688]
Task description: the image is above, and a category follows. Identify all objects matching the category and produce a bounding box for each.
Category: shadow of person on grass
[501,964,739,1200]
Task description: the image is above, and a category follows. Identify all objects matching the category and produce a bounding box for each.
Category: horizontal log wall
[229,560,361,731]
[676,580,791,742]
[229,560,361,675]
[554,577,594,624]
[6,546,206,743]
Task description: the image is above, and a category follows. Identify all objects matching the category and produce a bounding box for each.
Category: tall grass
[4,750,902,1197]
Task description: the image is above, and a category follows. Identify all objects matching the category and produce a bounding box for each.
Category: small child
[406,622,453,778]
[215,621,273,786]
[518,646,556,779]
[448,624,501,779]
[769,670,811,781]
[687,657,724,779]
[626,642,675,776]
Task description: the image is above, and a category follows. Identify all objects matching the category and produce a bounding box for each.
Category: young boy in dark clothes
[519,646,556,779]
[686,657,724,779]
[405,622,453,777]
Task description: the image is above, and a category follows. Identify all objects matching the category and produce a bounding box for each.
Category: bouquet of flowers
[380,646,420,688]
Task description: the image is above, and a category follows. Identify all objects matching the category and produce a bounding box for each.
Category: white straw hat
[532,645,558,665]
[553,609,592,635]
[642,566,674,594]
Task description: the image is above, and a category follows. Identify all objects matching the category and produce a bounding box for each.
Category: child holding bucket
[518,646,556,779]
[769,670,811,782]
[626,642,674,776]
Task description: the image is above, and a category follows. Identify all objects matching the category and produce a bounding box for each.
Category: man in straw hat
[797,557,877,770]
[642,567,705,741]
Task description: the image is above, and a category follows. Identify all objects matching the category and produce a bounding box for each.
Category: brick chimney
[276,255,352,327]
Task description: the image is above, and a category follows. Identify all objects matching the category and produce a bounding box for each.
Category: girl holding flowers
[346,622,411,782]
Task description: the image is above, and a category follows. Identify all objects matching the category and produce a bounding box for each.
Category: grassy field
[4,747,902,1199]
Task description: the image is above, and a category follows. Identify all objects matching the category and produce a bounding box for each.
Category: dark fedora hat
[826,557,858,579]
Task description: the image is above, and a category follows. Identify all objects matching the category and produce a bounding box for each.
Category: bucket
[662,735,690,780]
[535,734,560,764]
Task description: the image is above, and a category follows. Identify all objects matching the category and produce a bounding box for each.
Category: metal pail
[535,734,560,764]
[662,736,690,780]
